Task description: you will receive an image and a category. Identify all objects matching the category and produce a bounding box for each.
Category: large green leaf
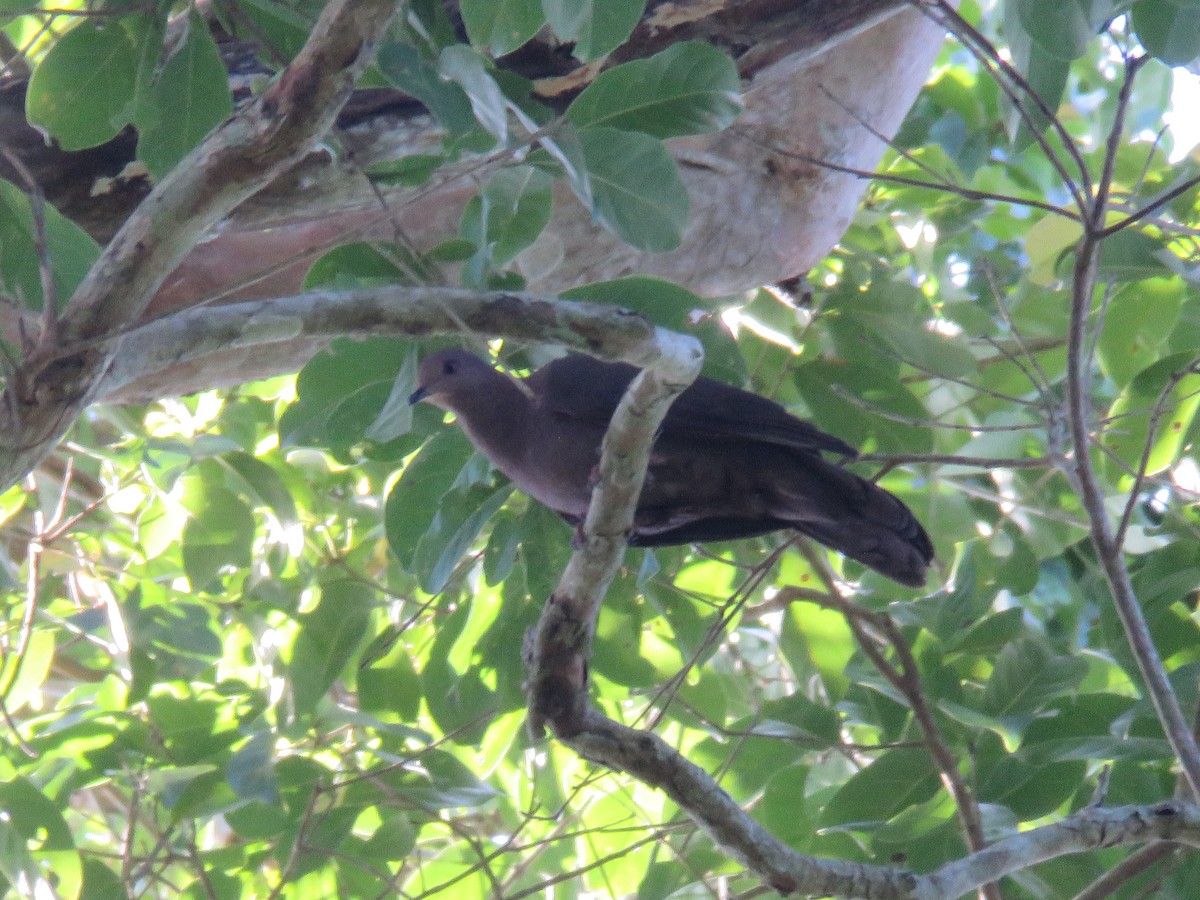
[542,0,646,60]
[413,481,513,593]
[438,45,509,143]
[1104,352,1200,485]
[0,779,81,900]
[180,482,255,593]
[377,42,480,137]
[561,276,744,381]
[26,21,138,149]
[385,428,477,570]
[577,126,689,251]
[134,14,232,178]
[1013,0,1110,60]
[982,637,1089,719]
[460,166,554,283]
[0,182,100,312]
[842,308,978,379]
[226,0,314,60]
[820,748,941,828]
[281,338,421,455]
[1097,277,1185,387]
[566,41,741,138]
[1004,2,1072,149]
[1132,0,1200,66]
[288,578,375,717]
[461,0,544,55]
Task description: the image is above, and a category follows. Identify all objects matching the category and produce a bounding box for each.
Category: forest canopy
[1,1,1200,898]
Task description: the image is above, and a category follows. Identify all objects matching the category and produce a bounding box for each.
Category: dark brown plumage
[409,348,933,586]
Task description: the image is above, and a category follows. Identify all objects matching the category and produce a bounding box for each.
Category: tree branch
[0,0,400,494]
[923,802,1200,898]
[523,335,703,736]
[1064,56,1200,798]
[96,286,702,399]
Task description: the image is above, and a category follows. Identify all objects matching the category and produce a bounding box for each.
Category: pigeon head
[409,348,497,411]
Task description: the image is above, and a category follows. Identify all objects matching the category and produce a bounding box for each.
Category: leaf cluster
[0,1,1199,898]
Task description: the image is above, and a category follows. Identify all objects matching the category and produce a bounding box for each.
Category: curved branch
[96,286,701,399]
[924,802,1200,897]
[523,333,703,736]
[0,0,399,494]
[59,0,398,346]
[563,713,1200,900]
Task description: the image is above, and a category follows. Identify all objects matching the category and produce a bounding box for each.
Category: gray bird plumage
[409,348,933,587]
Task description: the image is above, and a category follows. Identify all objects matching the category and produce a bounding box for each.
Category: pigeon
[409,348,932,586]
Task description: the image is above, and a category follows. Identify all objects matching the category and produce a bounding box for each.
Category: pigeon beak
[408,387,429,405]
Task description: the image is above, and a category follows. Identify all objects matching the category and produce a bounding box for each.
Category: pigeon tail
[778,463,933,587]
[791,516,932,588]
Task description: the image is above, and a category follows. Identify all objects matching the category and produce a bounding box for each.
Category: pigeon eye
[442,360,457,375]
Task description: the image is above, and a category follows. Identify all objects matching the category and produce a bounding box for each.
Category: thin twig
[1064,54,1200,797]
[912,0,1092,212]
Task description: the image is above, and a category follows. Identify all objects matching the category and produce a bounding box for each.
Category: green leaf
[1104,352,1200,486]
[460,166,554,283]
[566,41,741,138]
[134,14,232,178]
[1093,230,1178,281]
[1132,0,1200,66]
[121,12,168,130]
[358,641,422,719]
[0,818,53,900]
[977,757,1085,820]
[220,451,300,527]
[516,502,573,602]
[1004,3,1072,149]
[1014,0,1108,60]
[26,21,138,149]
[483,508,522,586]
[80,860,124,900]
[461,0,545,55]
[364,351,417,443]
[385,428,477,570]
[281,338,415,453]
[578,126,689,251]
[759,765,812,846]
[542,0,646,60]
[304,242,413,289]
[228,0,313,60]
[0,182,100,312]
[180,483,255,592]
[288,579,375,717]
[947,607,1025,655]
[1024,214,1082,286]
[227,732,279,804]
[1097,277,1185,387]
[376,42,479,137]
[843,308,977,379]
[421,610,497,745]
[820,748,941,827]
[561,276,744,381]
[759,693,841,744]
[362,814,417,860]
[413,481,513,593]
[792,357,932,454]
[438,46,509,143]
[982,637,1088,718]
[366,153,445,187]
[0,629,54,713]
[0,779,82,900]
